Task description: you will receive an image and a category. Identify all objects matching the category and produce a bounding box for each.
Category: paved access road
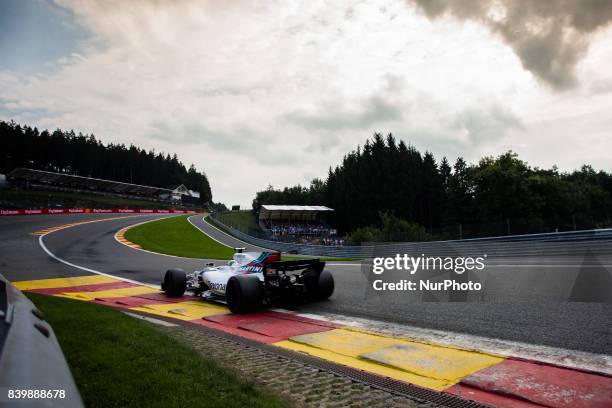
[1,213,610,355]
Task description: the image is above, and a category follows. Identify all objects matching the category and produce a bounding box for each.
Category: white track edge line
[38,222,160,289]
[194,215,270,250]
[291,310,612,376]
[186,215,236,249]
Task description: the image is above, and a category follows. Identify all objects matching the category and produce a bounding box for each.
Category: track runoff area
[3,212,611,408]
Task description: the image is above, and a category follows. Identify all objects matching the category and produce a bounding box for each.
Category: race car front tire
[163,268,187,297]
[226,275,263,313]
[304,269,334,301]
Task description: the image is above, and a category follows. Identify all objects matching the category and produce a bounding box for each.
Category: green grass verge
[26,293,291,408]
[125,215,234,259]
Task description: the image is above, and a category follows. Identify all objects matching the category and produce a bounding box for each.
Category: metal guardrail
[0,274,83,407]
[209,213,612,258]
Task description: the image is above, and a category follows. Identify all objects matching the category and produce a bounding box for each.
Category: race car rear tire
[226,275,263,313]
[163,268,187,297]
[304,269,334,300]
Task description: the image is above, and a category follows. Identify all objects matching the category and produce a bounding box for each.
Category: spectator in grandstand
[269,223,337,237]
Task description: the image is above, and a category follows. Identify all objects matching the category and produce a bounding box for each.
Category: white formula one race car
[161,249,334,313]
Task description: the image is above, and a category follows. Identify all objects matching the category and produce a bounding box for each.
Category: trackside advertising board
[0,208,201,216]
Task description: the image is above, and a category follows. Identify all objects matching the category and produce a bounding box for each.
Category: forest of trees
[253,133,612,241]
[0,120,212,203]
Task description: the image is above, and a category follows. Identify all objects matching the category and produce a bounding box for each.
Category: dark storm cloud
[412,0,612,89]
[283,96,403,130]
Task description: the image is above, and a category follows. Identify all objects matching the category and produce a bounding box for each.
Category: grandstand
[258,205,342,245]
[6,167,199,205]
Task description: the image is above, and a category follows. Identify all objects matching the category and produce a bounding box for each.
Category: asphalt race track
[1,213,611,355]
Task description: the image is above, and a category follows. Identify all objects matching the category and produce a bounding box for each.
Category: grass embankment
[125,215,234,259]
[26,293,290,408]
[217,210,263,233]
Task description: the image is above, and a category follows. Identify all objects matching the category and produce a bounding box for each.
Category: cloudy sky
[1,0,611,206]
